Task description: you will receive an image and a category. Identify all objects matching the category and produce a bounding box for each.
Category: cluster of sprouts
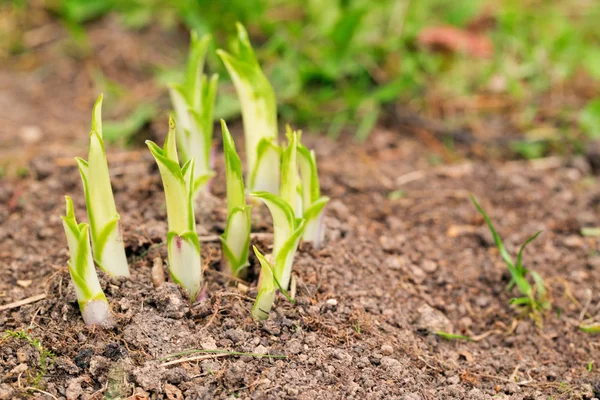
[61,25,329,325]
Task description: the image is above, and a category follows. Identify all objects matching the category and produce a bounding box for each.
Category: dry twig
[0,294,46,312]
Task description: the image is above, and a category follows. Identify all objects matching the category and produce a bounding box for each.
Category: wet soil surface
[2,16,600,400]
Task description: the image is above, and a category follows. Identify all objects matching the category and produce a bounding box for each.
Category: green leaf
[146,118,193,234]
[251,246,276,320]
[184,32,211,106]
[216,23,278,190]
[77,95,129,277]
[87,128,117,233]
[170,40,218,197]
[60,196,106,306]
[221,120,246,213]
[249,137,280,194]
[303,196,330,222]
[435,331,473,342]
[530,270,548,305]
[515,231,542,275]
[470,195,532,297]
[250,191,296,257]
[274,219,306,291]
[470,195,514,268]
[297,143,321,206]
[280,129,299,213]
[167,231,202,301]
[220,206,251,276]
[91,93,103,134]
[93,217,120,263]
[193,172,216,196]
[510,296,533,306]
[580,324,600,334]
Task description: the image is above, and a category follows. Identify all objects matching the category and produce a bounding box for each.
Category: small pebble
[326,298,338,306]
[381,344,394,356]
[421,260,438,273]
[253,345,268,355]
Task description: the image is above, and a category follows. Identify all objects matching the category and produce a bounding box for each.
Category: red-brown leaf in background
[418,25,493,58]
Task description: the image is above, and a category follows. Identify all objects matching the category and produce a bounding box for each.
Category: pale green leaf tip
[94,93,103,110]
[235,22,247,39]
[215,48,231,62]
[92,93,103,133]
[64,195,74,217]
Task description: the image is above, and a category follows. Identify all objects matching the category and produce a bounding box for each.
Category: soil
[2,14,600,400]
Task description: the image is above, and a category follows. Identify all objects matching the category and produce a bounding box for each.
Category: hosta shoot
[220,120,251,278]
[251,191,305,293]
[146,118,202,301]
[251,246,276,320]
[76,94,129,277]
[297,137,329,248]
[470,195,549,319]
[216,23,280,194]
[61,196,112,326]
[170,31,218,196]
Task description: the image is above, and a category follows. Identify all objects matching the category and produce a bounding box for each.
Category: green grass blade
[469,195,514,268]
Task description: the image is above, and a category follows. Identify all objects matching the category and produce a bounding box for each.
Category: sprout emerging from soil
[169,31,219,197]
[220,120,252,278]
[249,140,304,290]
[470,195,550,319]
[251,246,277,320]
[76,94,129,277]
[216,23,280,194]
[297,137,329,248]
[61,196,112,326]
[146,118,202,301]
[251,131,306,297]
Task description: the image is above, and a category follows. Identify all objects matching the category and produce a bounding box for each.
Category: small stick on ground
[23,387,59,400]
[0,293,47,312]
[151,256,165,288]
[160,352,231,367]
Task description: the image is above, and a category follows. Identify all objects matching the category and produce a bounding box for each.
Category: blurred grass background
[2,0,600,157]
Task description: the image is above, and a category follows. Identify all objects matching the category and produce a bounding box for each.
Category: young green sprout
[146,118,202,301]
[61,196,112,326]
[297,138,329,248]
[76,94,129,277]
[250,132,306,319]
[170,31,218,197]
[470,195,549,319]
[251,246,276,319]
[217,23,280,194]
[220,120,252,278]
